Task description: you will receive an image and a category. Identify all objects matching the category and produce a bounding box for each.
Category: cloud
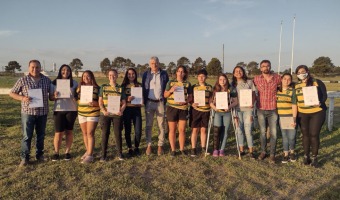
[0,30,19,37]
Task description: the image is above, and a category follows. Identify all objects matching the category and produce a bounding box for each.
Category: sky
[1,0,340,73]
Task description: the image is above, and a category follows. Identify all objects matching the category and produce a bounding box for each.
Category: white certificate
[28,89,43,108]
[131,87,143,105]
[239,89,252,107]
[107,95,121,114]
[174,86,185,103]
[302,86,319,106]
[56,79,70,98]
[80,86,93,103]
[194,90,205,106]
[280,117,295,130]
[216,92,229,110]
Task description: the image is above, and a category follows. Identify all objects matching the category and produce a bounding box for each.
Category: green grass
[1,93,340,199]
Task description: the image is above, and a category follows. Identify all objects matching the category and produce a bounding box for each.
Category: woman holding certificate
[231,66,256,159]
[295,65,327,167]
[99,69,126,161]
[121,68,142,157]
[49,64,78,161]
[276,73,297,163]
[164,65,192,156]
[210,74,238,157]
[77,70,100,164]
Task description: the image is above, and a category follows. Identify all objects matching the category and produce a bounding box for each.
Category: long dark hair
[278,73,294,92]
[175,65,188,81]
[52,64,74,87]
[80,70,98,87]
[213,73,229,93]
[295,65,313,86]
[121,68,140,87]
[231,66,248,87]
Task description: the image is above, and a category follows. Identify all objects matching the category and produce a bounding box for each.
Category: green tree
[177,57,190,67]
[167,61,177,77]
[246,61,259,76]
[69,58,83,77]
[112,56,126,72]
[159,63,167,70]
[136,63,149,77]
[192,57,206,75]
[100,58,111,76]
[5,61,21,73]
[206,58,222,76]
[236,61,247,69]
[311,56,335,76]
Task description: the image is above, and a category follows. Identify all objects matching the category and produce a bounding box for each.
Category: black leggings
[298,110,326,156]
[101,115,122,157]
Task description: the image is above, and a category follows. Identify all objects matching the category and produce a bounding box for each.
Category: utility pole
[290,15,296,74]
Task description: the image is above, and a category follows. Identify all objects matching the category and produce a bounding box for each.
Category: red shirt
[253,73,281,110]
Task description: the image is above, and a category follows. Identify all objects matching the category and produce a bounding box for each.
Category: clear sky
[1,0,339,73]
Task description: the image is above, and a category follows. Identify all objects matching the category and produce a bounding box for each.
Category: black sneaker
[240,151,246,156]
[180,150,187,156]
[282,156,289,164]
[258,152,267,160]
[170,151,176,157]
[52,154,59,161]
[64,153,71,161]
[249,152,255,160]
[36,155,47,162]
[117,153,124,161]
[190,148,197,157]
[128,149,134,158]
[310,156,318,168]
[134,147,140,156]
[303,155,311,165]
[289,153,296,162]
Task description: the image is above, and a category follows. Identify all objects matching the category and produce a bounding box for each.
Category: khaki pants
[145,101,165,146]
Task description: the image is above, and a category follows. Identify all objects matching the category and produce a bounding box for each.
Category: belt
[148,98,161,103]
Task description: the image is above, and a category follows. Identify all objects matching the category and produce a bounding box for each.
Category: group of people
[9,57,327,167]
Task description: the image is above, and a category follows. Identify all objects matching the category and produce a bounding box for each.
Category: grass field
[1,76,340,199]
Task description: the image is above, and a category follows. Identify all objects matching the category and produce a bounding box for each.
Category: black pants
[298,110,326,156]
[123,107,142,149]
[101,115,122,157]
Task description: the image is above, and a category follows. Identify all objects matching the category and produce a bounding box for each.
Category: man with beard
[253,60,281,163]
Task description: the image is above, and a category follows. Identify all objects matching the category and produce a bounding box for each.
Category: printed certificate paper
[131,87,143,105]
[28,89,43,108]
[80,86,93,103]
[279,117,295,130]
[56,79,70,98]
[216,92,229,110]
[302,86,319,106]
[194,90,205,106]
[107,95,121,114]
[174,86,185,103]
[239,89,252,107]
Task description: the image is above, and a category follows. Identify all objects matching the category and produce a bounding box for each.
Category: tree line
[3,56,340,77]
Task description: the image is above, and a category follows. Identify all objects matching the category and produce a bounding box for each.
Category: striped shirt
[295,80,322,114]
[99,83,126,117]
[77,85,100,117]
[276,87,297,116]
[166,79,192,110]
[124,83,142,107]
[253,73,281,110]
[11,74,51,115]
[192,83,213,112]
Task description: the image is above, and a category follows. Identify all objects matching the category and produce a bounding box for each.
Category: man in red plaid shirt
[253,60,281,163]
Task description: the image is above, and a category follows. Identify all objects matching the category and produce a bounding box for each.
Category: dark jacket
[142,69,169,105]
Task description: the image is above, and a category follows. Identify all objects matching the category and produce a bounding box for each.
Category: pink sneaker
[219,150,225,156]
[213,150,219,157]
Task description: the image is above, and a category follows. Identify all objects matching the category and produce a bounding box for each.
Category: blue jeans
[21,114,47,160]
[257,109,278,155]
[280,127,296,152]
[213,111,231,150]
[236,110,253,148]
